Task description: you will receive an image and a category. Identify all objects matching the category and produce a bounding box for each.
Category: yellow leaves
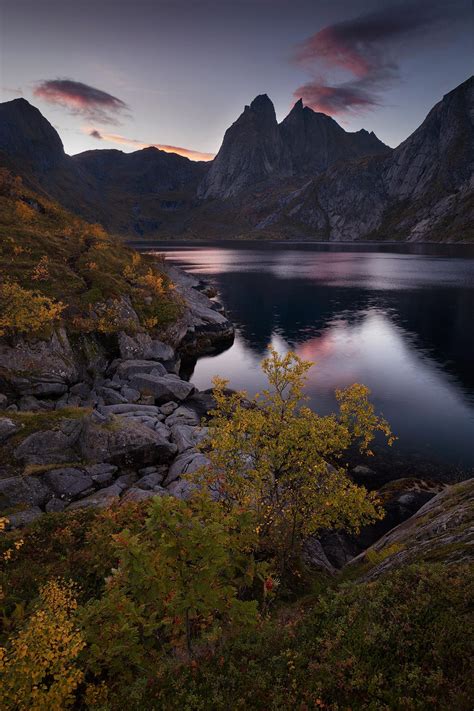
[0,579,85,710]
[31,255,50,282]
[203,349,392,568]
[0,281,65,336]
[15,200,36,222]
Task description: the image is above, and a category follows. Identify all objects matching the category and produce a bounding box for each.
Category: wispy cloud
[293,2,451,116]
[84,127,215,162]
[34,79,128,124]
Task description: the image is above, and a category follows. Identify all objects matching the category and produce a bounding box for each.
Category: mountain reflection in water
[144,243,474,471]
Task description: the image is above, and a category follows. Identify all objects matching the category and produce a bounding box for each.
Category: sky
[0,0,472,159]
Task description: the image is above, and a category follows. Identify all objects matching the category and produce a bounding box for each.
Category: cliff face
[198,94,292,199]
[253,76,474,242]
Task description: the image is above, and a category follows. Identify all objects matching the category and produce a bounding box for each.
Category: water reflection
[147,244,474,469]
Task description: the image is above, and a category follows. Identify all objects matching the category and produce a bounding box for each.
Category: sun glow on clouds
[85,127,214,162]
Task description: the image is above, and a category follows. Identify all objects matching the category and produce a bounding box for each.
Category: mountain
[0,77,472,242]
[280,98,390,175]
[0,98,65,171]
[198,94,292,199]
[199,94,389,199]
[274,76,474,242]
[0,98,208,237]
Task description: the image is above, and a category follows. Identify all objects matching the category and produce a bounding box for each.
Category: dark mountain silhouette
[0,76,472,242]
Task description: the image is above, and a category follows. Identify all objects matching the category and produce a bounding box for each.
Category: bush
[0,281,64,336]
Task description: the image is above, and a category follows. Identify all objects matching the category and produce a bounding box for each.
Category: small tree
[81,492,261,678]
[202,349,394,571]
[0,579,85,710]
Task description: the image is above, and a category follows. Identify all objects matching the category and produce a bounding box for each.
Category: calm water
[143,242,474,473]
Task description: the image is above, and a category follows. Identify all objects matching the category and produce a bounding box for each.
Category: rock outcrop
[351,478,474,580]
[0,264,233,525]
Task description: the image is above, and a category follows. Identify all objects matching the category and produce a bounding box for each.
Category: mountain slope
[242,76,474,242]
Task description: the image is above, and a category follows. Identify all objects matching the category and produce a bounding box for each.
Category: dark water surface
[142,242,474,473]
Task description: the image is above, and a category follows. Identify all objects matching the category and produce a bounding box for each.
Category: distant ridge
[0,76,472,242]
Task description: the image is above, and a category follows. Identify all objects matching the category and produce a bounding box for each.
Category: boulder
[167,478,197,500]
[67,483,123,510]
[118,333,175,362]
[100,387,128,406]
[160,401,178,416]
[121,385,141,403]
[14,419,83,465]
[6,507,42,529]
[0,417,18,444]
[116,359,167,379]
[100,404,162,416]
[121,487,168,503]
[165,406,200,427]
[43,467,94,500]
[136,468,167,490]
[0,475,51,509]
[130,373,195,403]
[79,415,177,466]
[171,424,208,454]
[165,450,209,485]
[0,393,8,409]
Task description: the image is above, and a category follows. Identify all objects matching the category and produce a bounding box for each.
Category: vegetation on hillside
[0,168,182,338]
[0,352,471,709]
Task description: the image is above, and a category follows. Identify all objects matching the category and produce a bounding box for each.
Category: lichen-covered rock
[79,415,177,466]
[14,419,83,464]
[130,373,195,403]
[0,327,80,397]
[118,333,175,362]
[0,475,51,509]
[115,359,167,379]
[351,478,474,580]
[43,467,94,500]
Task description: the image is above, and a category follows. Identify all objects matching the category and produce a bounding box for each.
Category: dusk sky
[0,0,472,159]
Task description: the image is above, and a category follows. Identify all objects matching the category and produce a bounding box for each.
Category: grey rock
[70,382,92,399]
[67,483,123,510]
[118,333,175,362]
[165,450,209,485]
[43,467,94,499]
[115,473,138,490]
[0,417,18,444]
[167,478,197,500]
[6,507,42,529]
[130,373,195,403]
[116,359,167,380]
[121,487,167,503]
[0,475,51,509]
[45,498,67,513]
[100,403,162,416]
[165,406,200,428]
[79,415,177,466]
[171,424,208,454]
[159,401,178,416]
[14,419,82,464]
[136,469,167,489]
[121,385,141,403]
[0,393,8,409]
[100,387,128,406]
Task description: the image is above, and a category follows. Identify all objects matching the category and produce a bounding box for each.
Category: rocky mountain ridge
[0,75,472,241]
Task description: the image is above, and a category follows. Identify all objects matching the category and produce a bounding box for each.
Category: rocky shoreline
[0,264,233,528]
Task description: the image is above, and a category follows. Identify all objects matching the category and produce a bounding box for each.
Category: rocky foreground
[0,265,233,528]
